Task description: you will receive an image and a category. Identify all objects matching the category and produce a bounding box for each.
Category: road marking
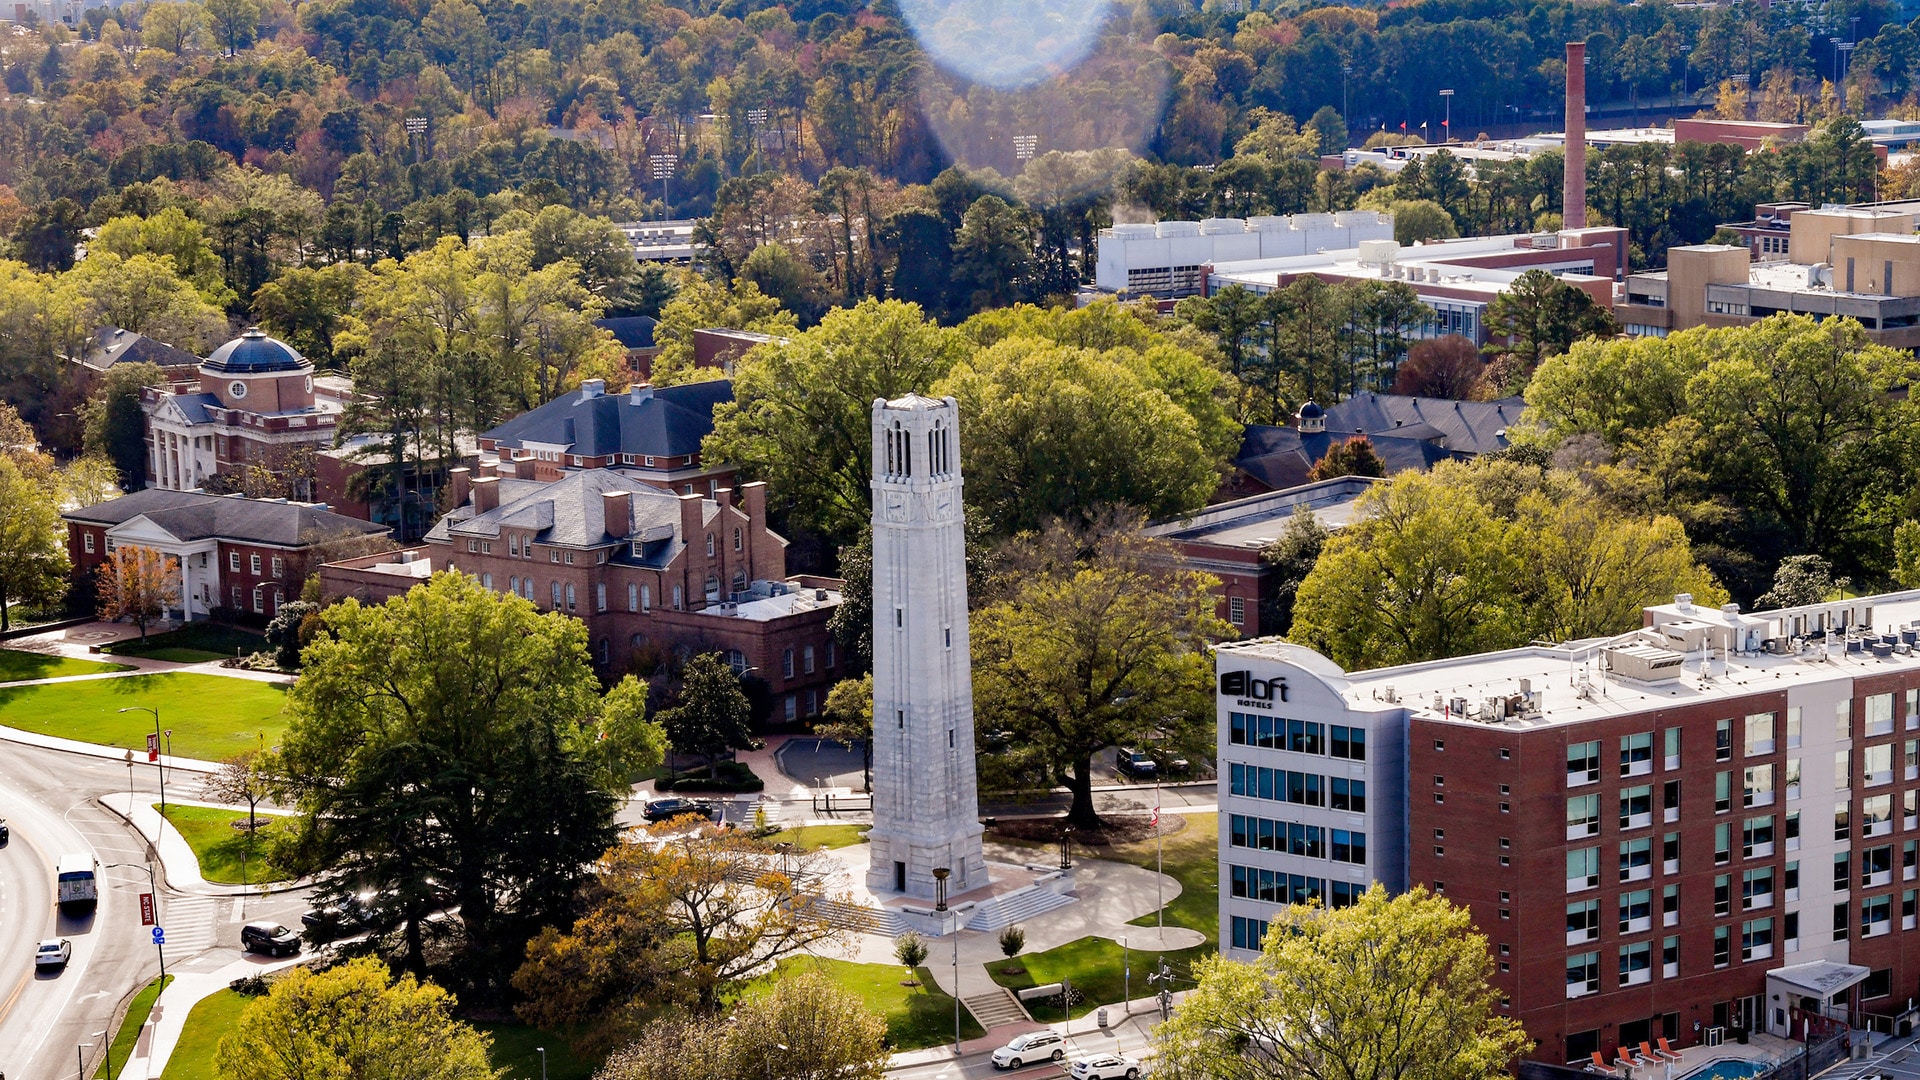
[0,826,51,1030]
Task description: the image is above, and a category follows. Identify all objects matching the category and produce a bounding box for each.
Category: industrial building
[1092,212,1395,298]
[1218,587,1920,1065]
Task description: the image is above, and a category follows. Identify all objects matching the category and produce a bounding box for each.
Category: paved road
[0,742,311,1079]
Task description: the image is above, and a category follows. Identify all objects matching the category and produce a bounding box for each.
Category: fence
[1523,1030,1848,1080]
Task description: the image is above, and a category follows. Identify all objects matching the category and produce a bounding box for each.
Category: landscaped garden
[104,624,268,664]
[158,805,297,885]
[0,672,289,760]
[0,648,132,682]
[764,823,870,849]
[763,957,983,1050]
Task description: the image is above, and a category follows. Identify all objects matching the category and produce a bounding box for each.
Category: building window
[733,527,742,551]
[1742,917,1774,961]
[1746,712,1775,756]
[803,645,815,674]
[596,583,606,612]
[1714,925,1731,967]
[482,573,493,590]
[509,576,518,595]
[1619,941,1651,986]
[551,582,562,609]
[783,649,795,679]
[1228,597,1245,625]
[1568,847,1600,892]
[1567,795,1600,839]
[598,638,609,665]
[83,532,94,554]
[641,585,652,612]
[510,535,519,557]
[229,552,239,572]
[1568,741,1601,785]
[705,575,720,604]
[468,540,479,553]
[271,556,283,578]
[565,583,576,612]
[232,585,241,608]
[673,585,683,610]
[706,534,715,557]
[726,650,746,674]
[1567,952,1599,998]
[628,583,638,612]
[248,553,260,574]
[733,568,748,593]
[551,550,561,563]
[1621,732,1653,776]
[784,695,797,721]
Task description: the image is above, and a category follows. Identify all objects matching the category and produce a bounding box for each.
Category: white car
[34,939,70,968]
[991,1030,1067,1069]
[1070,1054,1143,1079]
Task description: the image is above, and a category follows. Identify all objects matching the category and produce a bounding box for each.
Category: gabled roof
[64,489,388,547]
[481,380,733,460]
[1234,427,1449,491]
[1321,393,1522,457]
[80,327,199,372]
[152,392,221,426]
[595,316,658,350]
[430,468,724,568]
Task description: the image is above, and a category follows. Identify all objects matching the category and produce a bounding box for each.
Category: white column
[179,553,194,623]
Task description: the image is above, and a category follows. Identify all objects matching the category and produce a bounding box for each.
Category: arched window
[597,638,610,665]
[705,574,721,603]
[672,585,684,610]
[706,533,715,557]
[727,649,747,674]
[733,527,742,551]
[732,568,748,593]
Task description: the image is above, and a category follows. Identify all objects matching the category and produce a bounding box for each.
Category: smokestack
[1565,41,1588,230]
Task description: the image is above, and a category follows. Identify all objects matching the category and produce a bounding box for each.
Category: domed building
[141,328,343,494]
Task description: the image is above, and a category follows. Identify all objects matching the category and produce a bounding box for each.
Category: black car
[300,892,377,939]
[1116,748,1158,779]
[241,921,301,957]
[642,797,716,823]
[0,817,10,843]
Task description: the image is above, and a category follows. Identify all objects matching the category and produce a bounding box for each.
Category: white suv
[991,1030,1067,1069]
[1070,1054,1143,1079]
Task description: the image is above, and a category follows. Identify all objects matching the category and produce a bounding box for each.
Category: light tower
[864,394,988,899]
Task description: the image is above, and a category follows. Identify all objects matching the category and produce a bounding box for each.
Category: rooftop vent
[1603,643,1686,684]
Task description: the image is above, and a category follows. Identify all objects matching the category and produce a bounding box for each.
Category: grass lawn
[0,648,133,682]
[97,974,172,1078]
[765,957,984,1050]
[158,805,296,885]
[764,824,870,849]
[105,624,266,664]
[476,1021,597,1080]
[0,672,289,760]
[160,988,248,1079]
[1112,814,1219,945]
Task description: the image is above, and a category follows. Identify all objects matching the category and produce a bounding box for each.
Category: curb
[0,720,224,773]
[96,794,314,897]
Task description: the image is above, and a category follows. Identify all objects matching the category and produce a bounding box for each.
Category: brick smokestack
[1565,41,1588,230]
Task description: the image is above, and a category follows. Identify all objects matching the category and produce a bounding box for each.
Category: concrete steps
[964,885,1076,932]
[808,895,909,936]
[964,987,1030,1029]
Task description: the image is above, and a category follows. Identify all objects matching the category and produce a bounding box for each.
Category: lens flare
[899,0,1116,90]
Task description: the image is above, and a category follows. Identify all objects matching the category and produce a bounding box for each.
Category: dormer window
[644,456,655,467]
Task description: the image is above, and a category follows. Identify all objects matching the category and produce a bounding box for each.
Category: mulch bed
[988,813,1187,847]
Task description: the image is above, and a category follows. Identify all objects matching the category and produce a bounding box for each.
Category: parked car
[991,1030,1067,1069]
[1116,748,1158,779]
[0,817,10,842]
[300,891,378,939]
[33,939,70,968]
[642,797,716,823]
[1069,1054,1143,1080]
[241,922,301,957]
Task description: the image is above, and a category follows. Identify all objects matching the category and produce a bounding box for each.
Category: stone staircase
[964,885,1077,932]
[964,987,1030,1030]
[807,895,909,936]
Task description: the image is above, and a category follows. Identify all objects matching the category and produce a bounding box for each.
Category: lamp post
[123,749,134,811]
[1438,89,1454,144]
[1058,823,1073,871]
[78,1042,92,1080]
[933,867,959,1052]
[107,861,165,986]
[117,707,165,820]
[92,1031,111,1080]
[536,1047,547,1080]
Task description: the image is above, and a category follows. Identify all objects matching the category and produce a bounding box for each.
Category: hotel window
[1716,771,1731,812]
[1742,867,1774,910]
[1786,758,1802,800]
[1566,952,1599,998]
[803,645,815,674]
[1568,847,1600,892]
[1863,845,1893,888]
[271,557,283,578]
[1663,883,1680,925]
[1743,815,1774,858]
[1713,925,1731,967]
[1864,793,1893,837]
[1620,786,1652,830]
[783,649,795,679]
[1331,726,1366,761]
[596,584,606,612]
[1746,712,1775,756]
[1619,838,1652,881]
[1664,726,1681,768]
[1664,779,1682,821]
[1621,732,1653,776]
[1715,874,1733,915]
[1716,719,1732,761]
[1618,942,1651,986]
[1715,822,1731,864]
[1835,901,1851,941]
[1839,699,1853,739]
[628,583,638,612]
[1863,895,1892,937]
[250,553,262,574]
[1229,597,1245,626]
[1867,693,1896,736]
[1567,899,1600,943]
[1618,889,1652,934]
[1568,741,1601,785]
[1663,831,1681,872]
[1865,743,1894,786]
[1744,764,1774,807]
[1742,917,1775,960]
[1787,706,1802,748]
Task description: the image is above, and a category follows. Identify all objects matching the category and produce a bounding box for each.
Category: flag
[1442,119,1450,128]
[1399,121,1407,132]
[1151,802,1160,828]
[1420,121,1429,130]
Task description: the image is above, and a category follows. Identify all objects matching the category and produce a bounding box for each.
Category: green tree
[647,271,796,386]
[1755,554,1846,609]
[1515,490,1726,641]
[739,242,828,325]
[1153,885,1531,1080]
[705,299,968,545]
[0,455,70,631]
[68,252,228,354]
[277,573,663,988]
[1483,269,1619,380]
[894,931,929,975]
[1896,522,1920,590]
[1308,437,1386,482]
[251,263,367,367]
[596,973,887,1080]
[1388,199,1457,245]
[214,957,495,1080]
[1175,285,1264,420]
[662,652,755,772]
[1257,509,1327,638]
[971,525,1231,827]
[202,0,263,56]
[951,195,1031,314]
[819,673,874,792]
[95,545,178,639]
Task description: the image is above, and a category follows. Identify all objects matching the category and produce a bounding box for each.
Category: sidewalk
[123,950,308,1080]
[98,790,311,897]
[885,987,1190,1072]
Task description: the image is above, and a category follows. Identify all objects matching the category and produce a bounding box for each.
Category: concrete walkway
[98,791,309,897]
[123,950,308,1080]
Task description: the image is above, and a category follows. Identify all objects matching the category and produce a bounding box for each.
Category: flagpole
[1155,779,1164,941]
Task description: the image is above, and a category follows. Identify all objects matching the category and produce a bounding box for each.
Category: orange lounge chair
[1615,1050,1640,1069]
[1654,1040,1684,1062]
[1590,1052,1622,1075]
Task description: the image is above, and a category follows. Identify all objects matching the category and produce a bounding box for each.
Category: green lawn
[0,649,133,683]
[476,1021,597,1080]
[105,625,266,664]
[97,974,172,1078]
[158,804,296,885]
[765,824,870,849]
[160,990,597,1080]
[0,672,289,760]
[160,988,249,1079]
[765,957,984,1050]
[1114,814,1219,945]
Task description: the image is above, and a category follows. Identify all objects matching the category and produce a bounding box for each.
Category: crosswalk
[155,896,221,954]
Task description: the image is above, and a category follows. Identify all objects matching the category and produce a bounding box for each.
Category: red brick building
[1220,590,1920,1067]
[318,467,844,720]
[63,489,389,622]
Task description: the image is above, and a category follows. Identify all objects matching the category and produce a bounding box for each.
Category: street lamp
[78,1042,92,1080]
[92,1031,111,1080]
[106,861,166,986]
[536,1047,547,1080]
[933,867,959,1052]
[1058,823,1073,871]
[1438,89,1454,143]
[123,749,134,811]
[117,707,165,820]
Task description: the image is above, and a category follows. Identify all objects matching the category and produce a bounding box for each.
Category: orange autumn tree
[96,545,179,640]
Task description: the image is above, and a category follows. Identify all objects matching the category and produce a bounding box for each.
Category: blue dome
[202,328,306,374]
[1296,401,1325,419]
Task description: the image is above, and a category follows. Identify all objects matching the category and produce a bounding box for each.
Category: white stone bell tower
[865,393,988,899]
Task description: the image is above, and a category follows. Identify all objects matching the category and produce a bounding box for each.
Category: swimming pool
[1682,1058,1769,1080]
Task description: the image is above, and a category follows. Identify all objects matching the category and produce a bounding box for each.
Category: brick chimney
[512,453,537,480]
[1565,42,1588,230]
[678,492,706,558]
[603,490,632,538]
[447,466,471,508]
[472,476,500,513]
[714,486,733,509]
[477,461,498,479]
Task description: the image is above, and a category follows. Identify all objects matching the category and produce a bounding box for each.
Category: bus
[57,854,98,912]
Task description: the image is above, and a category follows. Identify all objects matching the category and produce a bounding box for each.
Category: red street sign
[146,733,159,762]
[139,893,154,926]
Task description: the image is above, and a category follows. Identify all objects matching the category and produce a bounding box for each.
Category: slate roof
[1233,392,1520,492]
[481,380,733,461]
[64,489,388,547]
[203,328,308,374]
[430,468,719,569]
[80,327,200,372]
[595,316,658,350]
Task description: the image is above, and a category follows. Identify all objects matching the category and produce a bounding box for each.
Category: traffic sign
[139,893,154,926]
[146,733,159,762]
[151,926,164,946]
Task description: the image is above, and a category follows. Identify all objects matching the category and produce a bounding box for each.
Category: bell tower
[865,393,987,898]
